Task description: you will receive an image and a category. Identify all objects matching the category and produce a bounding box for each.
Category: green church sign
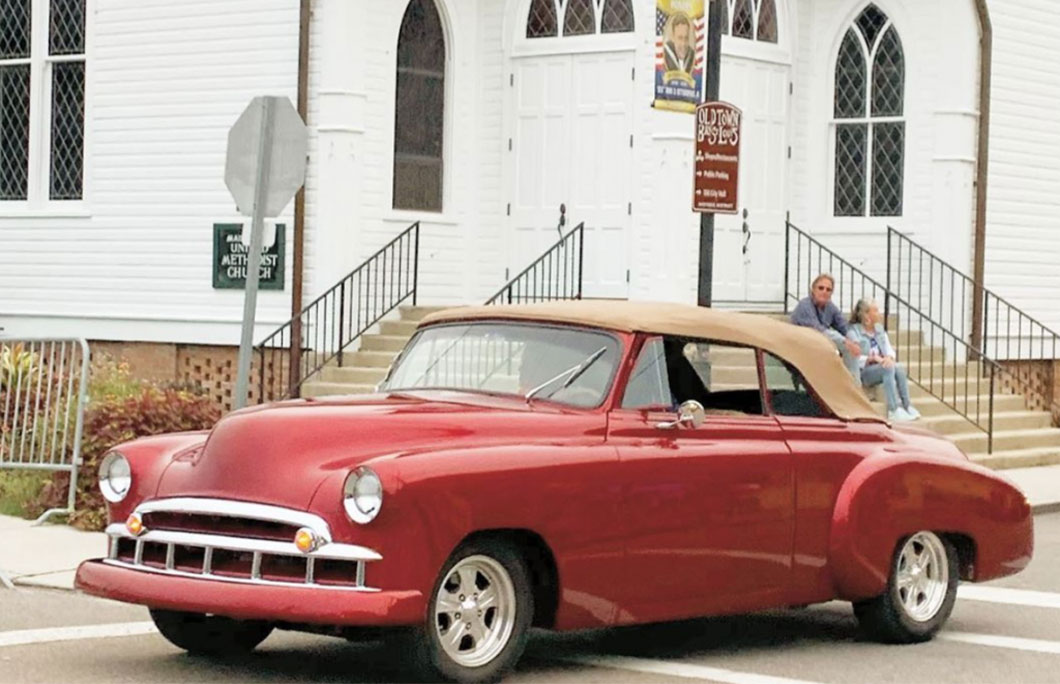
[212,223,285,290]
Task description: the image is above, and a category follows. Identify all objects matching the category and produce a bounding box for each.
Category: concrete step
[908,377,1011,399]
[301,381,376,398]
[360,335,411,352]
[970,446,1060,470]
[917,410,1051,436]
[380,320,420,337]
[867,393,1027,418]
[400,305,454,322]
[320,366,389,385]
[948,427,1060,454]
[895,345,945,363]
[343,350,399,368]
[890,329,924,345]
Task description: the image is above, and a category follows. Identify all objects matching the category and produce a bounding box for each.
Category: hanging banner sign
[653,0,705,113]
[693,101,741,214]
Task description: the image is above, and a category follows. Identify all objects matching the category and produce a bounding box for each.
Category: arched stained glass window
[526,0,558,38]
[393,0,446,212]
[834,30,866,119]
[872,27,904,116]
[600,0,635,34]
[732,0,754,39]
[563,0,596,36]
[756,0,778,43]
[526,1,634,38]
[832,4,905,217]
[721,0,779,43]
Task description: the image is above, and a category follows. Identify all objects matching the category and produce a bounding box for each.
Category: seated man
[789,273,861,386]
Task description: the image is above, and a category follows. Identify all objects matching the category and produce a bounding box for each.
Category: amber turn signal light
[125,513,144,536]
[294,527,319,554]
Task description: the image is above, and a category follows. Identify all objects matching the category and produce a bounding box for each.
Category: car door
[760,350,890,606]
[608,336,795,624]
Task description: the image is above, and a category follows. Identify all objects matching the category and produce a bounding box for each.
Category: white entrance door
[509,51,634,299]
[712,56,790,308]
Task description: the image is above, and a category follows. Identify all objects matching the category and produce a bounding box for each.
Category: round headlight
[99,451,132,503]
[343,467,383,524]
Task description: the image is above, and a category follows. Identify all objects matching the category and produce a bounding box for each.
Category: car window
[381,322,620,408]
[622,337,671,409]
[621,336,763,416]
[762,352,829,417]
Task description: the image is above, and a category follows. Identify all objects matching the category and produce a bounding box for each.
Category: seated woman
[848,299,921,422]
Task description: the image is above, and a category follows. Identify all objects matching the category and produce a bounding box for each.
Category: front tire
[404,540,534,683]
[149,609,273,656]
[854,531,958,643]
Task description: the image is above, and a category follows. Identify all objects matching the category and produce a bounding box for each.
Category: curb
[1032,501,1060,515]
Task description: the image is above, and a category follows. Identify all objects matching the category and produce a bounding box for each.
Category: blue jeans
[861,363,911,412]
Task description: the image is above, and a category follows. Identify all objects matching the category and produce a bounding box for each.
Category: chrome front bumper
[104,497,380,592]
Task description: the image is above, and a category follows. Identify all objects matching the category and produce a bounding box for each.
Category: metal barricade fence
[0,337,89,525]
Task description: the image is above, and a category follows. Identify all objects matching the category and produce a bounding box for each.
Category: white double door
[712,56,791,307]
[507,51,634,299]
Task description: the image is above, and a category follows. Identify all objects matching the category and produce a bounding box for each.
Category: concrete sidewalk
[3,464,1060,592]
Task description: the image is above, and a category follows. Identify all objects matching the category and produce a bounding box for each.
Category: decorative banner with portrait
[653,0,706,113]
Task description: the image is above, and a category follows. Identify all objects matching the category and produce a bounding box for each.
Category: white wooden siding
[0,0,299,344]
[983,0,1060,329]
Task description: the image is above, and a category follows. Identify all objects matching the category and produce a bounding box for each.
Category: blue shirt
[790,296,849,336]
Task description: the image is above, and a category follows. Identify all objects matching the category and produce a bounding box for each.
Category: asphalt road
[4,514,1060,684]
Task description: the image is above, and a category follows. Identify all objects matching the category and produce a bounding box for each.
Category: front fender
[828,454,1032,601]
[103,432,209,524]
[309,442,624,630]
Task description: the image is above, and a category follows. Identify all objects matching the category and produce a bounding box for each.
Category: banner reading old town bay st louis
[654,0,705,113]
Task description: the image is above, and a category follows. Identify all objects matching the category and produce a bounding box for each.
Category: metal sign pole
[234,97,277,409]
[697,0,723,308]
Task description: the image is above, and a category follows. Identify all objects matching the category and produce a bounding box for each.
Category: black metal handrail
[888,227,1060,415]
[485,223,584,305]
[254,222,420,402]
[785,220,1006,452]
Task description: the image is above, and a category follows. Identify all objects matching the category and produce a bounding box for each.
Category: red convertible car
[76,301,1032,682]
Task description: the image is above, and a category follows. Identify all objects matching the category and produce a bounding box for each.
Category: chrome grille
[104,498,380,592]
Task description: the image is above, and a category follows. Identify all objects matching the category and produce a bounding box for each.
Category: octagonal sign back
[224,96,308,218]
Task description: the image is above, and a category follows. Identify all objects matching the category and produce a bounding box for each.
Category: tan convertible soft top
[420,300,881,423]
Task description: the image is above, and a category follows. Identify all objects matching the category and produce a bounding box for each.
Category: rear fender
[828,454,1032,600]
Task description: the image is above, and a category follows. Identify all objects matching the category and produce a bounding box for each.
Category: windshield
[381,322,621,408]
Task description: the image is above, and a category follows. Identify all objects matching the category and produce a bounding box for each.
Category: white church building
[1,0,1058,378]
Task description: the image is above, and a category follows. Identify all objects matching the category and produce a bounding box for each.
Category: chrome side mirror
[656,400,706,430]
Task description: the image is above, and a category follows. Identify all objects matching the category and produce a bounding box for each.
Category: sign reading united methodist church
[212,223,285,290]
[693,101,741,214]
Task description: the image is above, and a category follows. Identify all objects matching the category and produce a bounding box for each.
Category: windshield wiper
[524,346,608,404]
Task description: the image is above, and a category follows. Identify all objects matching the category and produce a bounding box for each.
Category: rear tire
[149,609,273,656]
[854,531,958,643]
[402,539,534,683]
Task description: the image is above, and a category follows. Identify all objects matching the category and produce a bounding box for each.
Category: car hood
[154,390,603,509]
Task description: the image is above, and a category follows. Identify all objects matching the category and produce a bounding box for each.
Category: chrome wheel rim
[434,555,517,668]
[895,532,949,622]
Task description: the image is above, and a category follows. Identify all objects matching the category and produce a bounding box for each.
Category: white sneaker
[904,405,922,420]
[889,408,915,422]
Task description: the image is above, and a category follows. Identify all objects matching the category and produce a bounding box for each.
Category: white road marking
[0,622,157,648]
[941,631,1060,656]
[959,584,1060,610]
[556,655,826,684]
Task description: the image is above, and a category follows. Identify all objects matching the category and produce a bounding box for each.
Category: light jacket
[847,322,896,370]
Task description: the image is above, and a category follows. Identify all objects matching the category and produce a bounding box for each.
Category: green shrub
[33,385,220,530]
[0,343,37,392]
[0,470,51,518]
